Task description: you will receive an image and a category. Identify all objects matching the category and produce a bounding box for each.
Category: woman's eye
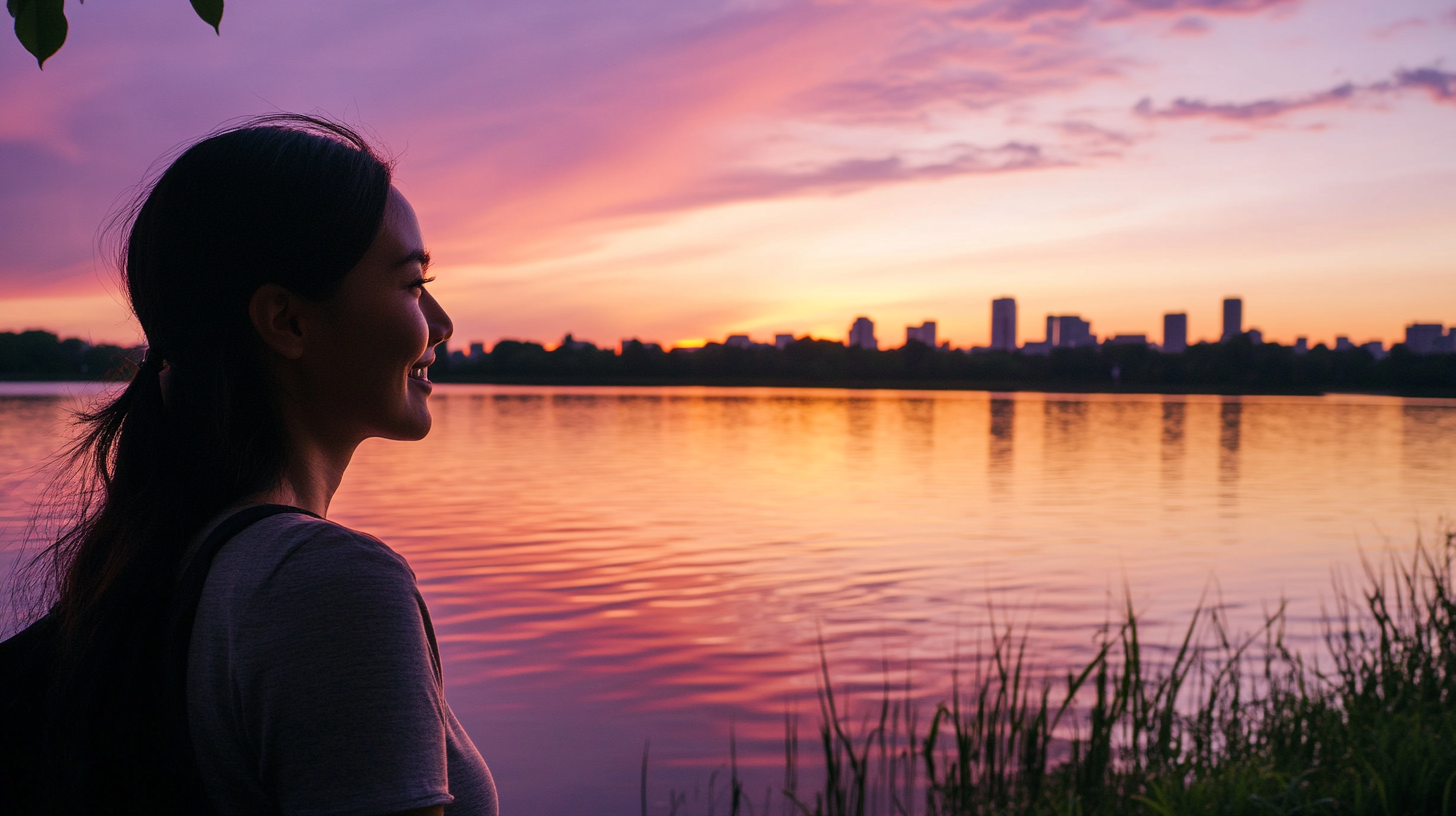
[409,276,436,292]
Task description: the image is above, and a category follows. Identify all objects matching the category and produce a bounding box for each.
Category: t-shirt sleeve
[237,525,452,816]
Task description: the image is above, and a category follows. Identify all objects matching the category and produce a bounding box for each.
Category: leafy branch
[7,0,222,69]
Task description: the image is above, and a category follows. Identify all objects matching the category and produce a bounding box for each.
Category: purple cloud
[1119,0,1295,11]
[1134,66,1456,121]
[1135,83,1357,120]
[1394,67,1456,101]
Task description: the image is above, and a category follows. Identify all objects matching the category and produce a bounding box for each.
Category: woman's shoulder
[209,509,417,601]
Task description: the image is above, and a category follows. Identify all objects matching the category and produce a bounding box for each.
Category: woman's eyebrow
[395,249,431,270]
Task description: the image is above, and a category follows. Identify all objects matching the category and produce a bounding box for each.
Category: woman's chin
[397,409,433,441]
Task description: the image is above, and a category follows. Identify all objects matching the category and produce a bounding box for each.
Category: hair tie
[140,350,166,374]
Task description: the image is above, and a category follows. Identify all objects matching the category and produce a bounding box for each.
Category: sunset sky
[1,0,1453,350]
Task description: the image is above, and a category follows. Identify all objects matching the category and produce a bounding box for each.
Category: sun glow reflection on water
[2,384,1454,814]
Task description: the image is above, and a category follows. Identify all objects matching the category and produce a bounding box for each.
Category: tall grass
[652,530,1456,815]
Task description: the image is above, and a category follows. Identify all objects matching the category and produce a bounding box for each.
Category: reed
[651,529,1456,815]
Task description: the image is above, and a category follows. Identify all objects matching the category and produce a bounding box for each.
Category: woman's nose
[424,290,453,348]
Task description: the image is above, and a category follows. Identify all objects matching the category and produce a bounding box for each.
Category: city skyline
[1,0,1452,350]
[445,294,1451,357]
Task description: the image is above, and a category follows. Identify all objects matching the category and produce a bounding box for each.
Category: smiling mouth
[409,364,431,383]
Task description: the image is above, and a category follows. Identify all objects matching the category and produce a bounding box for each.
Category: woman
[13,115,496,814]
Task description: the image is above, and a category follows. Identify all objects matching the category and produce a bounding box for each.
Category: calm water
[3,383,1454,814]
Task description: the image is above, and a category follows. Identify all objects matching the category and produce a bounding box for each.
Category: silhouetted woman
[4,116,496,815]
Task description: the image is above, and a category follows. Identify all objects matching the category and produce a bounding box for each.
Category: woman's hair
[36,114,392,810]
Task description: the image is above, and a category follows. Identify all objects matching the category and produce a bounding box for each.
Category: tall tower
[1163,313,1188,353]
[848,316,878,350]
[1221,298,1243,342]
[990,298,1017,351]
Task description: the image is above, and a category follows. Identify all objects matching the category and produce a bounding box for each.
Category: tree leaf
[189,0,222,34]
[13,0,67,69]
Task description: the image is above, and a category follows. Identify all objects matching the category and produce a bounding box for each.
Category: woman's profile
[1,115,496,815]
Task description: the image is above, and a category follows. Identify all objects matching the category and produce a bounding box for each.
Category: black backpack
[0,504,314,813]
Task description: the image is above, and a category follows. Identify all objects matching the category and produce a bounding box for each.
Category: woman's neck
[247,415,359,518]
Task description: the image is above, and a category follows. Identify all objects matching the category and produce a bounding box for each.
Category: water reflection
[1042,398,1090,479]
[1403,403,1455,487]
[2,385,1455,816]
[845,396,877,462]
[899,397,936,462]
[988,398,1015,497]
[1218,399,1242,509]
[1160,400,1186,490]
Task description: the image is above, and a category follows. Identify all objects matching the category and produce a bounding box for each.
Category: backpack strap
[169,503,320,649]
[163,503,319,810]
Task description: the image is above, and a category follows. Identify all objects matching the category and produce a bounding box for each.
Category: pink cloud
[1371,17,1429,39]
[0,0,1433,297]
[1168,15,1211,35]
[615,141,1059,214]
[1058,120,1134,152]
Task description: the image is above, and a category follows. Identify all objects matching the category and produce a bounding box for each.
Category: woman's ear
[249,284,309,360]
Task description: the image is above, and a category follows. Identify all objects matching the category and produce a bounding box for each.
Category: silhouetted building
[1405,323,1453,354]
[774,333,795,350]
[1046,315,1096,349]
[1362,340,1387,360]
[1247,329,1263,345]
[621,338,664,353]
[1221,298,1243,342]
[990,298,1017,351]
[906,321,937,348]
[1335,336,1354,351]
[848,317,878,350]
[559,333,595,351]
[1106,335,1148,346]
[1294,337,1308,354]
[725,334,752,349]
[468,342,487,360]
[1163,313,1188,353]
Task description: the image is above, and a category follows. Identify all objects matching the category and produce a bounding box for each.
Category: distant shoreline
[435,377,1456,398]
[9,375,1455,399]
[8,330,1456,396]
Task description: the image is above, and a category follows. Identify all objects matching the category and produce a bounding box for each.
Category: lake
[3,383,1454,814]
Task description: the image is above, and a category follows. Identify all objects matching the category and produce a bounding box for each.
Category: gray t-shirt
[187,511,498,816]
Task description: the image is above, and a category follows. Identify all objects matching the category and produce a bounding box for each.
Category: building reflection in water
[988,397,1015,496]
[899,397,936,461]
[1043,399,1090,463]
[1401,403,1456,497]
[845,396,877,463]
[1160,399,1186,491]
[1218,398,1242,508]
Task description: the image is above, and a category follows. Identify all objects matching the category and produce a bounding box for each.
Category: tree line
[6,329,1456,394]
[0,330,138,380]
[434,335,1456,394]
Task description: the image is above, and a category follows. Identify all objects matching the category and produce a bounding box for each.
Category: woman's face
[300,187,452,444]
